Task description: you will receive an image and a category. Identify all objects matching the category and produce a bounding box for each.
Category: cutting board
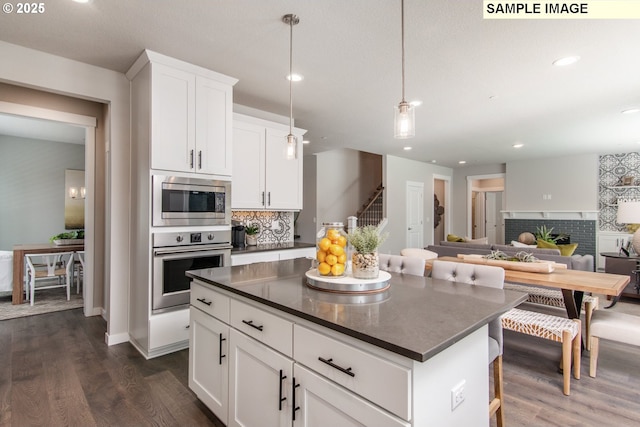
[456,254,567,273]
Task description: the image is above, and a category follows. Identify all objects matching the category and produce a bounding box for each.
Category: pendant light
[283,13,300,160]
[394,0,415,139]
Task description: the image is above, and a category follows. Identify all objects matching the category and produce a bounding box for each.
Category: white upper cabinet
[128,50,237,177]
[232,113,305,210]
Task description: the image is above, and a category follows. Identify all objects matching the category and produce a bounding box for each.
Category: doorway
[406,181,424,248]
[467,174,505,245]
[0,101,98,316]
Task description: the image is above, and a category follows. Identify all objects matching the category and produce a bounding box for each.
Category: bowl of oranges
[316,222,348,277]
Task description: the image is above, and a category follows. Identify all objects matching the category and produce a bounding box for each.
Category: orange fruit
[317,250,327,263]
[318,238,331,251]
[336,235,347,247]
[329,244,344,257]
[327,229,341,241]
[337,253,347,264]
[325,254,338,266]
[318,262,331,275]
[331,263,345,276]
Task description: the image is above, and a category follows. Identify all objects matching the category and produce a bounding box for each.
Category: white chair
[24,251,74,306]
[431,260,506,427]
[400,247,438,262]
[75,251,85,294]
[378,254,426,276]
[589,310,640,378]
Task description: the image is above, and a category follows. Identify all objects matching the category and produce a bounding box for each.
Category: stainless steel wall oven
[152,175,231,227]
[152,229,231,313]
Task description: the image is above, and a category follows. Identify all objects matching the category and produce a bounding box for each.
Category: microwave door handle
[154,246,231,257]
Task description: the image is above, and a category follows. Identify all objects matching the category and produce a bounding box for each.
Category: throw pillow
[536,239,578,256]
[511,240,536,248]
[464,236,489,244]
[447,233,465,242]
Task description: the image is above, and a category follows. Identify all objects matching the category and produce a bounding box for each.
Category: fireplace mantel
[502,210,599,220]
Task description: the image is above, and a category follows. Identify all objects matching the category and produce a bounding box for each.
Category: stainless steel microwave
[152,175,231,226]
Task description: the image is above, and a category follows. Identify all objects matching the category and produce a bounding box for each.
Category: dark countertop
[231,241,315,255]
[186,258,527,362]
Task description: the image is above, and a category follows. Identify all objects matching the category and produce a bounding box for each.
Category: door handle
[198,150,202,169]
[268,192,271,206]
[262,191,265,206]
[242,319,264,331]
[292,377,300,421]
[190,150,194,169]
[278,370,287,411]
[219,333,226,365]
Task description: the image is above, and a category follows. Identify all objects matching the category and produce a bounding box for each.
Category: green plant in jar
[348,225,388,279]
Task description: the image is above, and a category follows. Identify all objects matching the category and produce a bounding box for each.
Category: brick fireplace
[504,218,597,260]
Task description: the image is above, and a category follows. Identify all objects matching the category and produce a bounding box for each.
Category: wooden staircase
[356,184,384,227]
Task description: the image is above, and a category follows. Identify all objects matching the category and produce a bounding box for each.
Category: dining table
[12,242,84,305]
[426,256,630,320]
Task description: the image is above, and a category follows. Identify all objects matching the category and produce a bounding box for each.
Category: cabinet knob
[207,233,214,241]
[176,235,184,243]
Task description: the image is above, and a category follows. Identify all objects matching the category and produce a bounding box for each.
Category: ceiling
[1,0,639,167]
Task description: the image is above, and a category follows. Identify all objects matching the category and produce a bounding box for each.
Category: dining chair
[75,251,85,294]
[378,254,426,276]
[24,251,74,306]
[431,259,506,427]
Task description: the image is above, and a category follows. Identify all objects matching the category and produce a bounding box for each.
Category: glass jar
[316,222,348,277]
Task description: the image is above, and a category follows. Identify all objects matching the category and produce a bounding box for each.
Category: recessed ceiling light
[286,73,304,82]
[72,0,90,3]
[403,146,412,150]
[552,56,580,67]
[431,160,437,163]
[302,140,310,144]
[410,100,423,107]
[513,143,524,148]
[622,108,640,115]
[458,160,466,165]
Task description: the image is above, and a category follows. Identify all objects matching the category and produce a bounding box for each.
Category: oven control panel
[153,229,231,248]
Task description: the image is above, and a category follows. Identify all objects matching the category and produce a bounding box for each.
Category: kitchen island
[186,258,526,427]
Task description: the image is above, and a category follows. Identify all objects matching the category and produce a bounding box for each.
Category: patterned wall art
[599,152,640,232]
[231,211,294,244]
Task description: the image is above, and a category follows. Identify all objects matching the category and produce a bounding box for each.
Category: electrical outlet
[451,380,465,411]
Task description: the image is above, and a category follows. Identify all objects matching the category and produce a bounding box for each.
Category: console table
[12,242,84,304]
[600,252,640,300]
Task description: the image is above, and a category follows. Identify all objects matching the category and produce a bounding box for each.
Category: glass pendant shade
[285,133,298,160]
[394,101,415,139]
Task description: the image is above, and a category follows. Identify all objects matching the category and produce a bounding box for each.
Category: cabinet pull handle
[318,357,355,377]
[198,150,202,169]
[268,192,271,206]
[190,149,194,169]
[278,369,287,411]
[292,377,300,421]
[196,297,212,306]
[219,333,226,365]
[242,319,264,331]
[262,191,265,206]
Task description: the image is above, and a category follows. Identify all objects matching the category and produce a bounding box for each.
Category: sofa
[426,241,594,272]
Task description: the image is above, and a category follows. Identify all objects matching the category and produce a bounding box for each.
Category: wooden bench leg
[562,329,571,396]
[572,319,581,380]
[589,336,600,378]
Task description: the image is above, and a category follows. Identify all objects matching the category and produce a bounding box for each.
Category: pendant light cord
[401,0,406,104]
[289,17,294,134]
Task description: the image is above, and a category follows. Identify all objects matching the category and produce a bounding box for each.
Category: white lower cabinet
[294,364,409,427]
[189,307,229,424]
[228,328,293,427]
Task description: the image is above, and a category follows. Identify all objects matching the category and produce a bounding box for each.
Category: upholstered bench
[589,310,640,378]
[502,308,581,395]
[504,283,598,349]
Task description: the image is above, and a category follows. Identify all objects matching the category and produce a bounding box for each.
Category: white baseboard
[105,331,130,346]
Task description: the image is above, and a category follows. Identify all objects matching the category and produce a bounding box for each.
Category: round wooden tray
[305,269,391,294]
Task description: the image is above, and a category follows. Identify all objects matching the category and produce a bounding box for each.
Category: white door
[232,121,265,209]
[228,329,293,427]
[485,192,503,245]
[189,307,229,424]
[265,128,303,210]
[195,76,232,176]
[294,364,409,427]
[406,182,424,248]
[473,192,486,239]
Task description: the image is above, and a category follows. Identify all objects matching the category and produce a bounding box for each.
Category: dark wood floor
[2,308,640,427]
[0,308,223,427]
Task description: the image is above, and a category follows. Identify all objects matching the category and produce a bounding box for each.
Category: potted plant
[348,225,388,279]
[245,224,260,246]
[535,225,567,244]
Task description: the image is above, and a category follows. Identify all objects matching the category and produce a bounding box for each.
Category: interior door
[473,192,486,239]
[406,182,424,248]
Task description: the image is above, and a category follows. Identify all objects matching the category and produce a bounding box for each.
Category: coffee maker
[232,221,246,248]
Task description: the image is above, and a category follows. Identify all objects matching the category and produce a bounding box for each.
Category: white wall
[383,155,452,254]
[0,41,131,345]
[506,154,599,211]
[299,154,318,244]
[0,135,85,250]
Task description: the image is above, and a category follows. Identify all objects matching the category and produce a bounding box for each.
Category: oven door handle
[154,245,232,257]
